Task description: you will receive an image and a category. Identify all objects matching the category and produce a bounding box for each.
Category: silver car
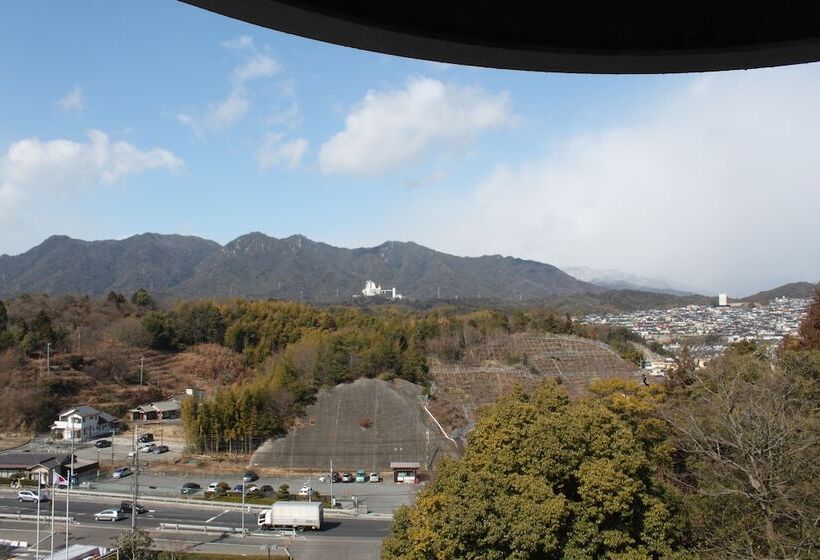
[94,508,125,522]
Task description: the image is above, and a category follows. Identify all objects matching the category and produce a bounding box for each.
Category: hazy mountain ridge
[562,266,700,296]
[0,233,599,301]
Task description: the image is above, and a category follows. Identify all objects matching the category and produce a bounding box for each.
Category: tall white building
[360,280,403,299]
[718,293,728,307]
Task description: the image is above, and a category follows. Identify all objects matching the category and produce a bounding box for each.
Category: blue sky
[1,2,819,296]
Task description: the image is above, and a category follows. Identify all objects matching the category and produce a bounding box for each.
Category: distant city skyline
[1,2,819,295]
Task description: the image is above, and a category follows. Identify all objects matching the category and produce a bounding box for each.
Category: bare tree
[663,353,819,559]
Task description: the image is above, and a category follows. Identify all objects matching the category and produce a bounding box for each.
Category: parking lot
[14,431,421,514]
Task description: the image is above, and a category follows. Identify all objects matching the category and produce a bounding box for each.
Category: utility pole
[46,342,51,374]
[131,429,139,531]
[329,459,333,509]
[139,355,144,386]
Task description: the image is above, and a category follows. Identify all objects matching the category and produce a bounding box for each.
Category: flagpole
[50,473,56,559]
[65,432,74,560]
[36,475,41,560]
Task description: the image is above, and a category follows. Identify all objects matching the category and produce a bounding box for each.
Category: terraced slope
[428,333,641,439]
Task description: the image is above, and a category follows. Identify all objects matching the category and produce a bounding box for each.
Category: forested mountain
[0,233,598,301]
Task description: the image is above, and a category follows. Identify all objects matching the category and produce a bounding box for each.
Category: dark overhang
[180,1,820,74]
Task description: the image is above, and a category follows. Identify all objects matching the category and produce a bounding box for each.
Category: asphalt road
[0,490,390,560]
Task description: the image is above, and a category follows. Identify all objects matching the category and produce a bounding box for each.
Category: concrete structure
[50,406,120,443]
[128,400,181,422]
[182,1,820,74]
[251,378,458,471]
[718,293,729,307]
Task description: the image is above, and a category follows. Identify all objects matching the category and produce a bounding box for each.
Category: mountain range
[0,233,813,305]
[0,233,599,301]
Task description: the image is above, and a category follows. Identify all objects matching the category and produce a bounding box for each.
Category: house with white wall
[51,406,120,442]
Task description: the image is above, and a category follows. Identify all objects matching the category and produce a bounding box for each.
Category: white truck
[258,501,323,531]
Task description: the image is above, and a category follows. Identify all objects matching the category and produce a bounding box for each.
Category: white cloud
[256,133,308,170]
[233,54,279,84]
[57,86,84,112]
[318,77,515,176]
[398,67,820,295]
[0,130,182,218]
[177,89,250,135]
[178,41,280,136]
[221,35,254,50]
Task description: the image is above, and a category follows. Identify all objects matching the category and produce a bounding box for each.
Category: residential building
[50,406,120,443]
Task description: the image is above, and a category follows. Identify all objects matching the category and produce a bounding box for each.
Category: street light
[241,477,246,535]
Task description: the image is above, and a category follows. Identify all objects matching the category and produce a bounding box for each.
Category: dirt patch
[0,433,31,451]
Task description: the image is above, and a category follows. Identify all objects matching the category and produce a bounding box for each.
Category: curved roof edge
[181,0,820,74]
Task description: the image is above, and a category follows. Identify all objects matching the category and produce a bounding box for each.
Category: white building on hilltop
[51,406,120,442]
[360,280,403,299]
[718,293,728,307]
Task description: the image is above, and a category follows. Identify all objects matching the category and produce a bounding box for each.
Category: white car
[94,509,125,522]
[207,482,220,493]
[298,484,315,497]
[369,472,380,483]
[139,443,156,453]
[17,490,48,503]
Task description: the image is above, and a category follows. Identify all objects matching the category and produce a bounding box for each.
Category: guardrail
[159,523,297,538]
[159,523,245,534]
[0,513,73,523]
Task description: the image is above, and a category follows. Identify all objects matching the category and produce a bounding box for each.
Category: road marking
[205,510,229,523]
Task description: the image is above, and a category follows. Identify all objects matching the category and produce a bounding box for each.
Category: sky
[1,2,819,297]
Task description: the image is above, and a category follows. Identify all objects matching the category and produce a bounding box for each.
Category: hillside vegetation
[0,291,642,442]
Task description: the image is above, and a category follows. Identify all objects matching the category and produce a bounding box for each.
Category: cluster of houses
[1,389,203,485]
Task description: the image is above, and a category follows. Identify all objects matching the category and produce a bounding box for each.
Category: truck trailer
[258,501,323,530]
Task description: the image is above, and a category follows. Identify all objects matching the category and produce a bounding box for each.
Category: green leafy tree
[131,288,155,309]
[382,380,691,560]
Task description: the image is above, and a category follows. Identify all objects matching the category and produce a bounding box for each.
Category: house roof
[390,461,421,469]
[128,400,181,414]
[57,405,101,418]
[0,453,70,470]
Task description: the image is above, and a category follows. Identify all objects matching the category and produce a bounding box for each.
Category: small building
[0,452,98,485]
[128,400,181,422]
[390,461,421,483]
[51,406,120,443]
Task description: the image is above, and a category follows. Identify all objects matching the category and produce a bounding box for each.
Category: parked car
[112,467,131,479]
[207,482,220,493]
[355,470,366,483]
[298,484,315,497]
[180,482,201,494]
[119,501,147,514]
[17,490,48,503]
[259,484,274,495]
[137,433,154,443]
[94,439,112,448]
[341,472,353,483]
[369,472,380,483]
[232,484,245,493]
[152,445,169,454]
[242,470,258,483]
[331,471,341,483]
[139,443,156,453]
[94,509,125,522]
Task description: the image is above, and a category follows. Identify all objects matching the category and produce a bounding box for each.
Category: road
[0,490,390,560]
